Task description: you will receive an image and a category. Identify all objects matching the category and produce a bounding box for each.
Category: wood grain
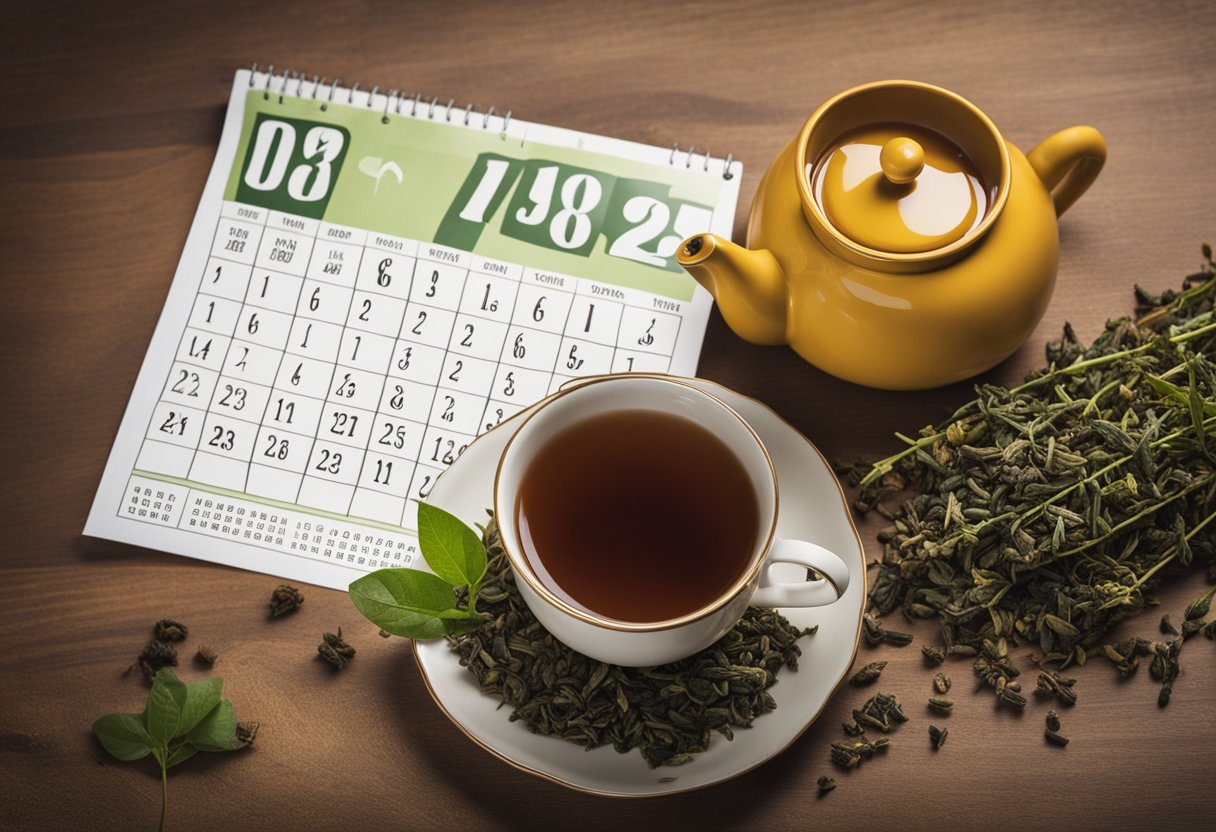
[1,0,1213,829]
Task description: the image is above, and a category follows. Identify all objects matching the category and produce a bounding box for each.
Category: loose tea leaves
[235,721,259,747]
[126,619,191,683]
[921,644,946,664]
[268,585,304,619]
[93,669,252,832]
[1103,635,1152,676]
[830,734,889,769]
[1045,729,1070,747]
[880,629,914,647]
[862,612,914,647]
[817,775,837,795]
[1160,614,1179,635]
[194,645,219,667]
[842,255,1216,706]
[928,724,948,750]
[833,691,906,770]
[972,637,1026,708]
[154,619,189,642]
[447,513,815,769]
[1184,585,1216,621]
[1150,638,1182,706]
[317,629,356,669]
[849,661,887,686]
[850,690,909,734]
[129,639,178,683]
[1036,670,1078,706]
[927,696,953,715]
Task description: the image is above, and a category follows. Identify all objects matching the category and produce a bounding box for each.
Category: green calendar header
[223,94,727,302]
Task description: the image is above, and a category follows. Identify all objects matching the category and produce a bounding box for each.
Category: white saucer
[414,376,866,797]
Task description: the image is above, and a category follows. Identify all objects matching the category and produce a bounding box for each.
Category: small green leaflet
[144,675,184,747]
[93,712,153,761]
[185,699,247,752]
[349,569,483,639]
[92,669,250,832]
[175,675,223,737]
[417,502,487,590]
[348,502,489,640]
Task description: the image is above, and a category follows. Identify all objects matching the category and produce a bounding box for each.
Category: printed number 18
[513,167,603,250]
[445,155,713,270]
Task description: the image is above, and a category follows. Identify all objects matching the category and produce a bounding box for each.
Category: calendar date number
[436,154,713,273]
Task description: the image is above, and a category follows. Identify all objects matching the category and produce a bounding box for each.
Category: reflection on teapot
[678,81,1106,390]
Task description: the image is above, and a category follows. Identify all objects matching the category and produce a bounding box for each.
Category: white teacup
[493,376,851,667]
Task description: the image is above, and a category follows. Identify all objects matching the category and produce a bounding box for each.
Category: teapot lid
[810,123,994,254]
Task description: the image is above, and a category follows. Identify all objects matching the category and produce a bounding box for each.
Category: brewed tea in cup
[515,407,759,623]
[494,376,851,666]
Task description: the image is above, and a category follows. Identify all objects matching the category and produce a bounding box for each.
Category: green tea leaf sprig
[348,503,488,639]
[92,669,251,831]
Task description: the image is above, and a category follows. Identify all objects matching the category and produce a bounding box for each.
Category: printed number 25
[608,199,712,268]
[243,120,345,202]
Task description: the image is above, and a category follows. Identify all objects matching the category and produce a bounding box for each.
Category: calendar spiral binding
[248,62,736,181]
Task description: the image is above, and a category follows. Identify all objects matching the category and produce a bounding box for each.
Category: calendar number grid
[127,201,681,560]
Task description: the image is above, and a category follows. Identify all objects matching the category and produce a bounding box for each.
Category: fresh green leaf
[349,568,484,639]
[176,676,224,737]
[353,567,464,612]
[417,502,487,589]
[93,673,250,832]
[145,670,186,747]
[93,713,153,761]
[185,699,246,752]
[165,743,199,769]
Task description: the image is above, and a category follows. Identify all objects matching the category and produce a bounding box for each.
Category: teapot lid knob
[880,137,925,185]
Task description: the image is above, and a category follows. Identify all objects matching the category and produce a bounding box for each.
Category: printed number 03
[243,120,346,202]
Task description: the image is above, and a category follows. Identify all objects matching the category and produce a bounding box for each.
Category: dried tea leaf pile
[843,252,1216,692]
[448,515,816,768]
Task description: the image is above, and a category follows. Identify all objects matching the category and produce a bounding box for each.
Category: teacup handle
[751,538,851,608]
[1026,126,1107,217]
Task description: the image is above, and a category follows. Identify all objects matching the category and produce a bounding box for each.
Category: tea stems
[1131,505,1216,591]
[1049,476,1212,561]
[1010,319,1216,395]
[861,281,1216,484]
[1136,276,1216,327]
[159,764,168,832]
[859,431,946,487]
[848,255,1216,670]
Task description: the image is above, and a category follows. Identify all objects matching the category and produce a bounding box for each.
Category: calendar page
[85,68,742,589]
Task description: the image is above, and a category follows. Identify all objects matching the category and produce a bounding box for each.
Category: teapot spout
[676,234,788,345]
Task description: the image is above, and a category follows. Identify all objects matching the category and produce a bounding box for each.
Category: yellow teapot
[678,80,1106,390]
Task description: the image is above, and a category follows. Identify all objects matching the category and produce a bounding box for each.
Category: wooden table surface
[3,1,1213,829]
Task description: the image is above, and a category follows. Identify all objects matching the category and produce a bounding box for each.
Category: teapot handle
[1026,126,1107,217]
